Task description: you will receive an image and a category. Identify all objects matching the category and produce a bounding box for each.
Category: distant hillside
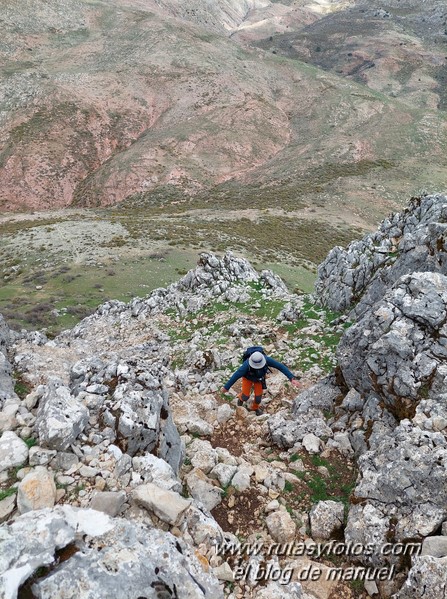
[0,0,446,225]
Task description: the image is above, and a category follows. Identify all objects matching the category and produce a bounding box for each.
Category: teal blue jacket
[223,356,296,391]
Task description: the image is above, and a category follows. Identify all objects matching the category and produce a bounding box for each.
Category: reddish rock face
[0,0,446,213]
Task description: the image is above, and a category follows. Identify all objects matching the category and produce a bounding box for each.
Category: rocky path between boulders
[0,250,402,599]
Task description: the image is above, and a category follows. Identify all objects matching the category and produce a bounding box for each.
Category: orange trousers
[240,377,263,408]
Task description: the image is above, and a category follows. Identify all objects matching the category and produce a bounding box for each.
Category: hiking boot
[250,402,263,415]
[237,398,244,406]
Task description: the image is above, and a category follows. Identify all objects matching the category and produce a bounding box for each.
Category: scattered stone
[216,403,233,424]
[265,510,296,543]
[0,431,29,473]
[364,579,379,596]
[89,491,127,517]
[17,467,57,513]
[132,483,192,525]
[302,433,322,454]
[209,463,237,487]
[35,380,89,451]
[79,465,99,478]
[186,469,223,511]
[56,475,75,486]
[0,494,16,523]
[187,439,218,474]
[231,465,253,492]
[50,452,80,472]
[265,500,280,513]
[28,446,57,466]
[132,453,181,492]
[0,402,19,433]
[213,561,234,582]
[309,500,345,540]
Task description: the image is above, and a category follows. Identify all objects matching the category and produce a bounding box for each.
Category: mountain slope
[0,0,445,223]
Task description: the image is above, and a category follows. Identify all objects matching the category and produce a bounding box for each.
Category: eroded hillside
[0,0,445,223]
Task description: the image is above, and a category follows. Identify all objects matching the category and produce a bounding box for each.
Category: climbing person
[221,346,301,415]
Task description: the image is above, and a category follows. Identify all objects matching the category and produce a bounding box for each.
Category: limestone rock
[337,272,447,411]
[183,504,224,546]
[106,381,183,473]
[265,510,296,543]
[17,467,57,513]
[50,452,79,472]
[395,555,447,599]
[0,431,29,473]
[0,402,19,433]
[231,465,253,492]
[0,494,16,523]
[209,463,237,487]
[421,536,447,558]
[255,580,303,598]
[315,194,447,316]
[28,446,57,466]
[0,340,17,409]
[89,491,127,517]
[292,375,343,416]
[185,469,223,512]
[302,433,323,454]
[213,561,234,582]
[132,482,192,525]
[346,420,447,565]
[35,380,89,451]
[131,453,181,492]
[216,403,233,424]
[0,506,222,599]
[309,500,345,540]
[187,439,218,474]
[344,503,393,567]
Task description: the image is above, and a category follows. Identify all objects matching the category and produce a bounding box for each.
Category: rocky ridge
[3,194,447,597]
[0,251,353,599]
[313,193,447,596]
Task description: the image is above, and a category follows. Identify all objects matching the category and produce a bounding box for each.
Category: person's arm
[266,356,301,382]
[223,362,249,391]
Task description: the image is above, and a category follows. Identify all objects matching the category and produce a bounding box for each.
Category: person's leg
[238,378,252,406]
[251,381,263,414]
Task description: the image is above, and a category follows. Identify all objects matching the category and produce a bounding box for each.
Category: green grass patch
[23,438,38,449]
[0,487,16,501]
[284,480,294,492]
[0,247,199,335]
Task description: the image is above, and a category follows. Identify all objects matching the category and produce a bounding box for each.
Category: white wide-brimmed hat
[248,351,267,369]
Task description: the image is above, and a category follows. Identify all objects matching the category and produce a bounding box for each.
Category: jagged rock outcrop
[0,506,222,599]
[337,271,447,415]
[315,193,447,318]
[345,418,447,560]
[35,380,89,451]
[309,194,447,594]
[16,240,447,596]
[0,315,18,408]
